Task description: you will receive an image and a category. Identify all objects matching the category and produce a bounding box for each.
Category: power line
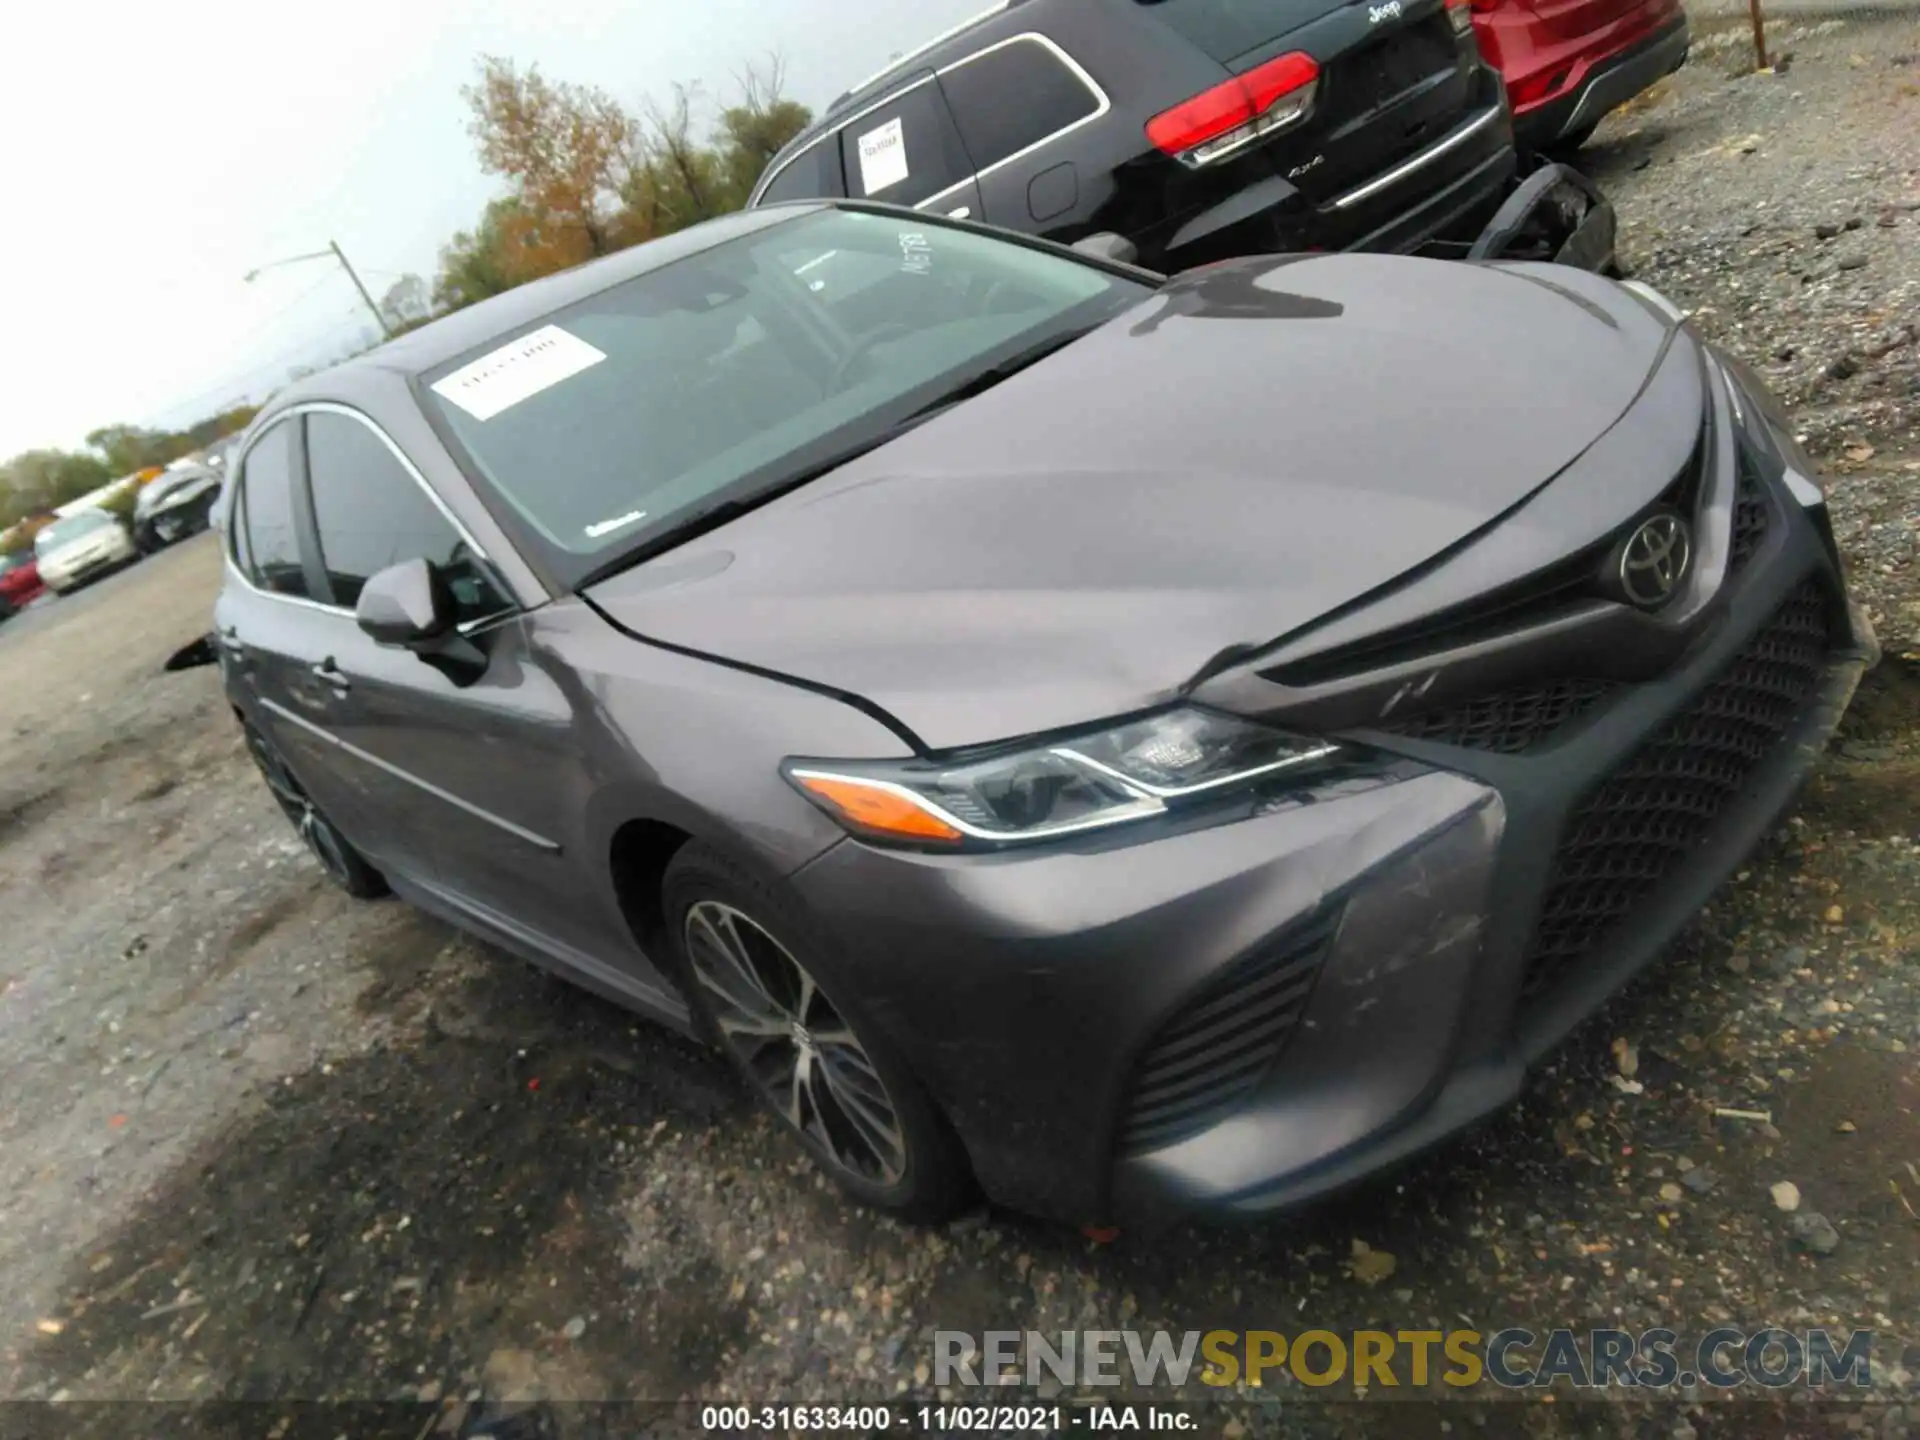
[249,269,349,334]
[142,269,380,431]
[147,306,378,429]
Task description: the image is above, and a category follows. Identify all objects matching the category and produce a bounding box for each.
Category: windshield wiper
[574,325,1099,592]
[898,324,1097,424]
[574,424,924,591]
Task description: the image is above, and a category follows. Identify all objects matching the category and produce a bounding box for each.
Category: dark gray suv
[215,202,1873,1227]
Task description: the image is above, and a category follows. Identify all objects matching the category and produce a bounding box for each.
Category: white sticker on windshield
[584,510,647,539]
[856,117,909,196]
[431,324,607,422]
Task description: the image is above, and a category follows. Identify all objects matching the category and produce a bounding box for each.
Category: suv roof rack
[830,0,1015,112]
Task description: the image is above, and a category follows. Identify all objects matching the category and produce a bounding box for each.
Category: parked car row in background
[1,444,239,626]
[134,463,223,553]
[30,508,140,595]
[0,549,46,621]
[747,0,1686,273]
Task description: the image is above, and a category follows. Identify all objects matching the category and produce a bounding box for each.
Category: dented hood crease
[585,255,1679,751]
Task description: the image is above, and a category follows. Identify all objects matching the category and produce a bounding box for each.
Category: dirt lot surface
[4,20,1919,1437]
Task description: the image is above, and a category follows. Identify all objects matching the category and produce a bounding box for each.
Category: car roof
[268,203,828,407]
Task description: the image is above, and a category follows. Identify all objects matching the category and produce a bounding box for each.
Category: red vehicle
[0,549,47,620]
[1472,0,1690,153]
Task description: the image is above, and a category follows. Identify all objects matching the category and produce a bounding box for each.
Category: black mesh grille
[1728,463,1772,572]
[1519,581,1834,998]
[1118,911,1338,1153]
[1373,678,1617,753]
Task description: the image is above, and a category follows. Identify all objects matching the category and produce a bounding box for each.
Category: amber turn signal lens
[792,773,964,843]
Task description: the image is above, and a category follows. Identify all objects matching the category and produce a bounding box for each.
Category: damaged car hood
[586,254,1681,751]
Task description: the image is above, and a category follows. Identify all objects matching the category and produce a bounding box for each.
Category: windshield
[420,208,1152,589]
[35,510,118,555]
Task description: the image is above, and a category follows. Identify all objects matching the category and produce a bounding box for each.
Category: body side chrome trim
[1331,104,1503,211]
[752,33,1111,215]
[751,74,940,206]
[841,1,1012,100]
[259,696,562,852]
[917,34,1114,212]
[225,401,514,631]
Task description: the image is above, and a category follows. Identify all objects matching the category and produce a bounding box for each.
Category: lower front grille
[1519,580,1834,998]
[1375,677,1617,753]
[1728,461,1772,572]
[1117,911,1339,1153]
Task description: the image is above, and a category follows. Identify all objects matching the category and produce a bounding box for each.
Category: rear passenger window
[940,38,1103,172]
[304,411,506,621]
[758,140,847,204]
[236,421,308,599]
[837,79,975,207]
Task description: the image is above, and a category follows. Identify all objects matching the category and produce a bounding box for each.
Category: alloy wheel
[683,900,907,1186]
[246,730,355,888]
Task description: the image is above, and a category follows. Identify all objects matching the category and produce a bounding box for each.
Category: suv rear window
[939,38,1102,172]
[1134,0,1306,64]
[759,140,847,205]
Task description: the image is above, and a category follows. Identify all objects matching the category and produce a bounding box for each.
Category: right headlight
[786,707,1345,848]
[1715,349,1821,489]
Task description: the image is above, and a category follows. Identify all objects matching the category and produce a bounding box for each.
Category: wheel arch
[607,816,696,963]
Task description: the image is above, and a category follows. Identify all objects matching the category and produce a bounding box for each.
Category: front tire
[243,723,388,899]
[661,843,972,1220]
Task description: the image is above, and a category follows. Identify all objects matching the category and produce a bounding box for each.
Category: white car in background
[33,508,139,593]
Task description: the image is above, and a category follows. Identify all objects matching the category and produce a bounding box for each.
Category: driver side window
[303,410,506,622]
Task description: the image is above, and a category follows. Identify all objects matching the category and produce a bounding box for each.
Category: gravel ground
[3,25,1918,1436]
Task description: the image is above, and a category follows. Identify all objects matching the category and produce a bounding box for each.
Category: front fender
[527,599,911,893]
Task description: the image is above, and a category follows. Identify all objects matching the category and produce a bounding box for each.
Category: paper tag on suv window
[856,117,909,196]
[431,325,607,422]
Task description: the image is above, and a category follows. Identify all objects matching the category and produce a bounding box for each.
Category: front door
[296,407,660,992]
[219,414,398,868]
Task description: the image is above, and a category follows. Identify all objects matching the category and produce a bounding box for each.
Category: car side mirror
[1071,232,1139,266]
[356,558,454,648]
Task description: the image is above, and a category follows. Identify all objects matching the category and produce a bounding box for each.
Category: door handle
[310,659,352,693]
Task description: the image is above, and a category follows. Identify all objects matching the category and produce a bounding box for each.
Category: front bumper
[788,457,1870,1227]
[43,548,135,591]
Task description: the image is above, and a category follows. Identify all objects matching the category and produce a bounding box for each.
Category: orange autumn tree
[462,56,646,280]
[440,56,813,311]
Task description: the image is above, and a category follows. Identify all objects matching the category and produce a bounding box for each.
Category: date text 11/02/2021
[700,1406,1187,1431]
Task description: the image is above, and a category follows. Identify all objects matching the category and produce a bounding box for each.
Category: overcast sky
[1,0,982,459]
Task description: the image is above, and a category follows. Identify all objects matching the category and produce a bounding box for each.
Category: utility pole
[329,240,394,339]
[245,241,394,339]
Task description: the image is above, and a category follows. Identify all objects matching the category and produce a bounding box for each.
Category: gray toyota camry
[213,201,1875,1227]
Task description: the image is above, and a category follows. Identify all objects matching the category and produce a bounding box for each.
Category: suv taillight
[1145,52,1320,168]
